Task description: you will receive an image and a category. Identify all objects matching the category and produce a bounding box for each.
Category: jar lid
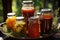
[22,1,33,4]
[16,16,24,20]
[7,13,16,16]
[30,16,39,19]
[41,9,51,12]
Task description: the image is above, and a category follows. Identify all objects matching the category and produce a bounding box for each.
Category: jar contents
[6,16,16,30]
[41,14,53,34]
[22,7,34,17]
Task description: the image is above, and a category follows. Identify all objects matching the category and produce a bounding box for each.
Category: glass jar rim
[16,16,24,20]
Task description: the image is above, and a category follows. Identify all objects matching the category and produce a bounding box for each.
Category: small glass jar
[15,16,26,36]
[15,17,26,33]
[6,13,16,30]
[28,16,40,38]
[41,9,53,34]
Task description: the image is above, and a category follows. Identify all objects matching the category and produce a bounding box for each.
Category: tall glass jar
[21,0,35,17]
[28,16,40,38]
[41,9,53,34]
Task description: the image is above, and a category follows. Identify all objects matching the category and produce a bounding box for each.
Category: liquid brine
[40,14,53,34]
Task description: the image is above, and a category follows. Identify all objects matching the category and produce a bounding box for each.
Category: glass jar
[15,17,26,33]
[41,9,53,34]
[6,13,16,30]
[21,0,35,17]
[28,16,40,38]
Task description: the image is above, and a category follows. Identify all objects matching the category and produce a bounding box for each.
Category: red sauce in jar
[22,7,35,17]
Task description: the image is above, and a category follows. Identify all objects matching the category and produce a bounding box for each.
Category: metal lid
[7,13,16,16]
[22,1,33,4]
[41,9,51,12]
[16,16,24,20]
[22,0,34,5]
[30,16,39,19]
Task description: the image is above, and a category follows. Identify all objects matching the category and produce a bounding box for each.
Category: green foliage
[0,0,3,23]
[0,16,3,23]
[0,0,3,16]
[48,3,52,9]
[0,10,3,16]
[16,0,22,16]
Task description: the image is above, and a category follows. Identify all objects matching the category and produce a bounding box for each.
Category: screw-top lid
[7,13,16,16]
[7,13,16,17]
[16,16,24,20]
[22,1,33,4]
[41,9,51,12]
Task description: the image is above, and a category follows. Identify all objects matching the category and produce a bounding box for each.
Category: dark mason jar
[40,9,53,35]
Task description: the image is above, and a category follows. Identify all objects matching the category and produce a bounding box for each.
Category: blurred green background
[0,0,58,23]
